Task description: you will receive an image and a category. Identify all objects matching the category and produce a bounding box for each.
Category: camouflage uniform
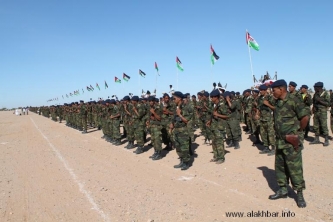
[225,98,241,146]
[331,93,333,133]
[132,102,146,153]
[244,95,254,133]
[258,94,276,149]
[312,90,330,136]
[148,102,163,159]
[80,103,87,132]
[300,92,312,138]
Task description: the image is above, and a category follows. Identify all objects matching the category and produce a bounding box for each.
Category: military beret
[110,99,116,104]
[173,91,184,98]
[80,100,84,103]
[203,91,209,97]
[64,103,67,105]
[197,92,203,96]
[271,79,287,88]
[155,98,159,102]
[301,85,308,89]
[148,96,155,101]
[230,91,235,95]
[289,81,297,87]
[131,96,139,101]
[210,89,220,97]
[102,101,106,105]
[245,89,251,93]
[314,82,324,87]
[223,92,230,97]
[75,102,79,104]
[142,97,147,101]
[123,96,130,101]
[105,99,110,103]
[192,95,196,98]
[163,93,170,98]
[139,98,143,101]
[259,84,268,90]
[252,89,259,93]
[185,93,190,97]
[236,92,240,95]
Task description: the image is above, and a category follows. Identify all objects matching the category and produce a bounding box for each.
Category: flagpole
[177,67,179,90]
[139,71,141,95]
[211,62,213,87]
[246,29,255,85]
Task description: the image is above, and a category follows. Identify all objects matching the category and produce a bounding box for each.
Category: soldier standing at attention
[310,82,330,146]
[268,79,309,208]
[225,92,241,149]
[80,100,88,134]
[288,81,300,98]
[207,89,229,164]
[161,94,174,150]
[170,91,191,170]
[330,92,333,134]
[244,89,254,134]
[131,96,146,154]
[110,99,121,145]
[300,85,312,138]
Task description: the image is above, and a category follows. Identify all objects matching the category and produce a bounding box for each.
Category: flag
[86,86,91,91]
[105,80,108,89]
[246,31,260,51]
[82,88,84,93]
[66,94,69,98]
[96,83,100,90]
[123,73,130,81]
[176,56,183,71]
[210,45,220,65]
[70,93,73,97]
[155,62,160,76]
[115,76,121,83]
[139,69,146,78]
[90,84,94,91]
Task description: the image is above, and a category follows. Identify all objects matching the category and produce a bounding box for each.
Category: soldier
[330,92,333,134]
[207,89,229,164]
[80,100,88,134]
[300,85,312,138]
[251,90,262,145]
[161,93,174,150]
[244,89,254,134]
[183,93,194,155]
[257,84,276,155]
[191,95,198,129]
[200,91,212,144]
[147,96,163,160]
[288,81,299,96]
[170,91,191,170]
[131,96,146,154]
[310,82,330,146]
[225,91,241,149]
[123,96,135,149]
[268,79,308,208]
[110,99,121,145]
[57,105,63,123]
[101,101,109,140]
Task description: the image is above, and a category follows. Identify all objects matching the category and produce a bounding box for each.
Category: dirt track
[0,111,332,221]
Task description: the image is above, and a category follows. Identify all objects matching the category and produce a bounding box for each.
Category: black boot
[127,141,135,149]
[82,129,87,134]
[125,141,131,149]
[114,139,121,146]
[226,140,234,148]
[174,159,184,168]
[149,150,158,159]
[323,136,330,147]
[133,146,144,154]
[268,189,288,200]
[234,141,240,149]
[309,136,321,145]
[181,162,189,170]
[152,151,162,160]
[259,146,271,154]
[296,191,306,208]
[267,145,276,156]
[252,134,262,146]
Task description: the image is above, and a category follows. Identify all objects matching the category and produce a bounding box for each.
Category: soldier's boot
[304,130,309,138]
[268,189,288,200]
[267,145,276,156]
[127,141,135,149]
[234,141,240,149]
[114,139,121,146]
[82,129,87,134]
[323,136,330,147]
[252,134,262,146]
[245,130,253,135]
[152,151,162,161]
[101,135,106,139]
[133,146,144,154]
[226,140,234,148]
[215,159,225,164]
[149,149,158,158]
[181,162,190,170]
[174,159,184,168]
[309,136,321,145]
[259,146,271,154]
[296,191,306,208]
[125,141,131,149]
[98,126,101,130]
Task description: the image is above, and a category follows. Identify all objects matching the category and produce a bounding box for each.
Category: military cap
[101,101,106,105]
[80,100,84,103]
[139,98,143,101]
[110,99,116,104]
[131,96,139,101]
[185,93,190,97]
[123,96,130,101]
[245,89,251,93]
[230,91,235,95]
[105,99,110,103]
[236,92,240,95]
[155,98,159,102]
[259,84,268,90]
[210,89,220,97]
[148,96,155,101]
[192,95,196,98]
[289,81,297,87]
[203,91,209,97]
[75,102,79,104]
[301,85,308,89]
[271,79,287,88]
[252,89,259,93]
[197,92,203,96]
[163,93,170,98]
[314,82,324,87]
[173,91,184,98]
[64,103,67,105]
[223,92,230,97]
[142,97,147,101]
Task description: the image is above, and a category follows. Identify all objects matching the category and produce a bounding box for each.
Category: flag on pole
[86,86,91,91]
[115,76,121,83]
[139,69,146,78]
[82,88,84,93]
[155,62,160,76]
[210,45,220,65]
[105,80,108,89]
[176,56,184,71]
[246,31,260,51]
[123,73,130,81]
[90,84,94,91]
[96,83,100,90]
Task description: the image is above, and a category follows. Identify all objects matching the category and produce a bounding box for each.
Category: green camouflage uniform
[225,99,241,142]
[132,103,146,147]
[111,103,121,140]
[330,93,333,133]
[244,95,254,132]
[312,90,330,136]
[149,103,163,151]
[80,104,87,131]
[300,93,313,137]
[258,94,276,147]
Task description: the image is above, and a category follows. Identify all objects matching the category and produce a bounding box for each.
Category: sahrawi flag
[210,45,220,65]
[139,69,146,78]
[246,31,259,51]
[96,83,100,90]
[155,62,160,76]
[123,73,130,81]
[115,76,121,83]
[105,80,108,89]
[176,56,183,71]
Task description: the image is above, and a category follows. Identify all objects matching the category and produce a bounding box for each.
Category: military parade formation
[29,79,333,209]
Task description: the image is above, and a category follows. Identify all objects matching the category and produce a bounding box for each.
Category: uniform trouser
[331,113,333,133]
[107,120,112,137]
[150,125,162,151]
[134,125,144,147]
[59,114,63,122]
[226,118,241,141]
[259,120,276,147]
[102,119,108,135]
[313,111,329,136]
[251,117,259,134]
[127,123,135,142]
[173,127,190,163]
[112,119,121,140]
[211,129,225,160]
[201,117,212,140]
[275,141,305,192]
[240,110,245,123]
[161,125,170,145]
[88,113,92,125]
[187,120,194,141]
[81,115,87,130]
[245,113,252,131]
[93,114,98,126]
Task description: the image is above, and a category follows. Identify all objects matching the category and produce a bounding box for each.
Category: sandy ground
[0,111,332,222]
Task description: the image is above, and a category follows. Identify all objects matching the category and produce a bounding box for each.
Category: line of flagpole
[176,67,179,90]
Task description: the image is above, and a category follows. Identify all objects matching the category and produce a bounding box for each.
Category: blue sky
[1,0,332,108]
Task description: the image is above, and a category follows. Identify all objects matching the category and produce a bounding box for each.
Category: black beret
[210,89,220,97]
[173,91,184,98]
[148,96,155,101]
[230,91,235,95]
[80,100,84,103]
[105,99,110,103]
[314,82,324,87]
[197,92,203,96]
[139,98,143,101]
[123,96,130,101]
[252,89,259,93]
[236,92,240,95]
[259,85,268,90]
[64,103,67,105]
[245,89,251,93]
[131,96,139,101]
[223,92,230,97]
[203,91,209,97]
[289,81,297,87]
[185,93,190,97]
[301,85,308,89]
[75,102,79,104]
[163,93,170,98]
[271,79,287,88]
[192,95,196,98]
[110,99,116,104]
[155,98,159,102]
[102,101,106,105]
[142,97,147,101]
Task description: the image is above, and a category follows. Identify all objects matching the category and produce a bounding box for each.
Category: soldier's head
[210,89,220,104]
[313,82,324,92]
[288,81,297,93]
[202,91,209,100]
[271,79,288,99]
[259,84,268,96]
[173,91,184,105]
[197,92,202,100]
[131,96,139,105]
[191,95,196,102]
[163,93,170,104]
[300,85,308,94]
[80,100,84,104]
[252,89,259,97]
[148,96,155,106]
